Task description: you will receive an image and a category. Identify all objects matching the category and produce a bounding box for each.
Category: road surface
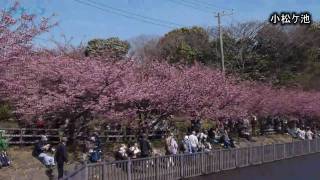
[189,153,320,180]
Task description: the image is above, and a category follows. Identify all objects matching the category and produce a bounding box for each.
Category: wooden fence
[63,138,320,180]
[0,128,61,145]
[0,128,167,145]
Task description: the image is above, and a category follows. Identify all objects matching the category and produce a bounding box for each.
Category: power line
[87,0,184,27]
[73,0,184,29]
[170,0,233,15]
[74,0,175,28]
[167,0,214,13]
[189,0,234,12]
[178,0,215,10]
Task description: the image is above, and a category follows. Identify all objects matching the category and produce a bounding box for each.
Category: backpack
[0,152,10,167]
[89,150,101,163]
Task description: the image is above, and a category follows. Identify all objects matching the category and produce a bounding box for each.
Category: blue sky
[2,0,320,47]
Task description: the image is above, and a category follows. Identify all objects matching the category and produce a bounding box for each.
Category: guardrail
[63,138,320,180]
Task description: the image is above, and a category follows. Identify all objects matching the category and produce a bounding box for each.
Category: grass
[1,146,89,180]
[0,120,19,128]
[151,139,164,149]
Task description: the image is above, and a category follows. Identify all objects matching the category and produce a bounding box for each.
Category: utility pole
[215,10,233,75]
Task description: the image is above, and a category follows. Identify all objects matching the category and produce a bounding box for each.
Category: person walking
[139,134,152,158]
[165,133,173,155]
[166,133,178,155]
[55,137,68,179]
[189,131,199,153]
[222,130,231,148]
[139,134,153,168]
[165,133,178,167]
[169,135,178,155]
[181,135,192,153]
[306,127,314,140]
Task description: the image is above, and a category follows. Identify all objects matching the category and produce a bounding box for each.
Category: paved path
[189,153,320,180]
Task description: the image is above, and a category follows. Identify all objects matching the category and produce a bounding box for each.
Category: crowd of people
[111,116,259,161]
[111,117,320,162]
[31,132,105,179]
[288,126,315,140]
[113,127,238,161]
[15,116,320,179]
[115,134,152,161]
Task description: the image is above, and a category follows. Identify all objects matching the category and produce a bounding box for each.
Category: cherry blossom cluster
[1,4,320,128]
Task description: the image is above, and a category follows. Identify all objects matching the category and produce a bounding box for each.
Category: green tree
[223,23,314,86]
[0,103,12,121]
[157,26,218,65]
[295,24,320,90]
[263,24,320,87]
[85,37,130,60]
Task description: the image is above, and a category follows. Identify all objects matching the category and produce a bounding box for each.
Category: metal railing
[63,138,320,180]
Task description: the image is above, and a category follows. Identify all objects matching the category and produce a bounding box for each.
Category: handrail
[62,138,320,180]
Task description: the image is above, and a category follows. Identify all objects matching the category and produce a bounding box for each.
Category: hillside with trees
[130,23,320,89]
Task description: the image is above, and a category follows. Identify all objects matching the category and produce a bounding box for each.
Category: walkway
[191,152,320,180]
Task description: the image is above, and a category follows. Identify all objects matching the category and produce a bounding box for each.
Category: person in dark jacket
[55,137,68,179]
[139,134,152,158]
[93,132,101,150]
[33,139,45,157]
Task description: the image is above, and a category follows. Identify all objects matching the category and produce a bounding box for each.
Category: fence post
[249,146,253,165]
[84,163,88,180]
[292,140,295,156]
[19,128,23,146]
[262,143,264,162]
[103,162,107,180]
[201,152,205,174]
[235,149,238,167]
[219,149,223,170]
[179,154,183,178]
[127,158,132,180]
[283,143,286,159]
[247,147,250,166]
[156,157,160,180]
[273,143,276,161]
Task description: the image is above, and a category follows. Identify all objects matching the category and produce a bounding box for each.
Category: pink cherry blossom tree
[1,3,320,138]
